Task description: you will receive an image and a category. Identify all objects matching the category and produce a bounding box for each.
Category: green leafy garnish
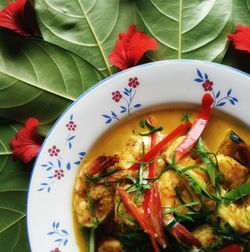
[163,201,199,223]
[139,118,163,136]
[196,138,217,186]
[139,126,163,136]
[223,182,250,204]
[84,168,120,183]
[86,191,99,228]
[116,199,137,226]
[181,113,192,123]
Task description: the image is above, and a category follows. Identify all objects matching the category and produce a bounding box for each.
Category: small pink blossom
[54,169,64,180]
[50,248,61,252]
[48,145,60,157]
[202,79,213,91]
[112,91,122,102]
[128,77,139,88]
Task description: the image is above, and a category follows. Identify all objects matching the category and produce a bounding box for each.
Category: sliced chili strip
[129,122,192,171]
[216,244,242,252]
[175,93,213,161]
[144,115,168,248]
[117,188,160,252]
[169,223,202,248]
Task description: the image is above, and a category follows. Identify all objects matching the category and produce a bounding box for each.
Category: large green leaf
[35,0,136,76]
[0,0,7,9]
[135,0,233,62]
[232,0,250,25]
[0,121,31,252]
[0,30,103,125]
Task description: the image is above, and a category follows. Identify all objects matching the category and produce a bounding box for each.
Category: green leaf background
[0,0,249,251]
[0,120,30,251]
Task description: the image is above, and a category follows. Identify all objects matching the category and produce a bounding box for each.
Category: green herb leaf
[86,191,100,228]
[223,182,250,204]
[139,126,163,136]
[85,168,120,183]
[181,113,192,123]
[196,138,217,186]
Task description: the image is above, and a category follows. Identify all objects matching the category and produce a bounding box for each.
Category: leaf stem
[89,228,95,252]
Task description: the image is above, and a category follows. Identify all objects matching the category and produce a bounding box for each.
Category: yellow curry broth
[73,109,250,251]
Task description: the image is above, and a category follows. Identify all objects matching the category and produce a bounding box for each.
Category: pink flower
[202,79,213,91]
[48,145,60,157]
[10,117,43,164]
[128,77,139,88]
[50,248,61,252]
[54,169,64,180]
[66,121,77,131]
[112,91,122,102]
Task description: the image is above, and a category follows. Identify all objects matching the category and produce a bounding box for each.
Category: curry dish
[73,94,250,252]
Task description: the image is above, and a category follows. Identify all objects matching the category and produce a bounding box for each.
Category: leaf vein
[44,0,83,18]
[76,0,112,75]
[31,42,69,97]
[151,0,178,22]
[0,214,25,234]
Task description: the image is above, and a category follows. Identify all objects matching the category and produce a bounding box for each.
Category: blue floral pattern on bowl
[48,221,69,252]
[194,69,239,107]
[102,77,142,124]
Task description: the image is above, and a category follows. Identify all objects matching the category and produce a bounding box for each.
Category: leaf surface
[0,0,7,9]
[0,30,103,125]
[0,121,30,251]
[135,0,233,62]
[232,0,250,25]
[35,0,136,76]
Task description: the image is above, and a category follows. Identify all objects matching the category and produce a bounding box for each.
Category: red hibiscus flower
[109,24,158,70]
[228,25,250,53]
[0,0,40,36]
[10,117,43,164]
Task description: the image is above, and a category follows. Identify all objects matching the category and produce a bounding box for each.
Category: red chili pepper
[216,244,242,252]
[86,154,119,176]
[117,188,160,252]
[129,122,192,171]
[169,223,202,248]
[145,183,169,249]
[175,93,214,161]
[143,115,169,249]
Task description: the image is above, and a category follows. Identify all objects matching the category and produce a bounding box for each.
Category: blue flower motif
[194,69,239,107]
[102,77,142,124]
[47,221,69,249]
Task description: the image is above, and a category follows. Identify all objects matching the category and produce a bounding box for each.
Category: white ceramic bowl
[27,60,250,252]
